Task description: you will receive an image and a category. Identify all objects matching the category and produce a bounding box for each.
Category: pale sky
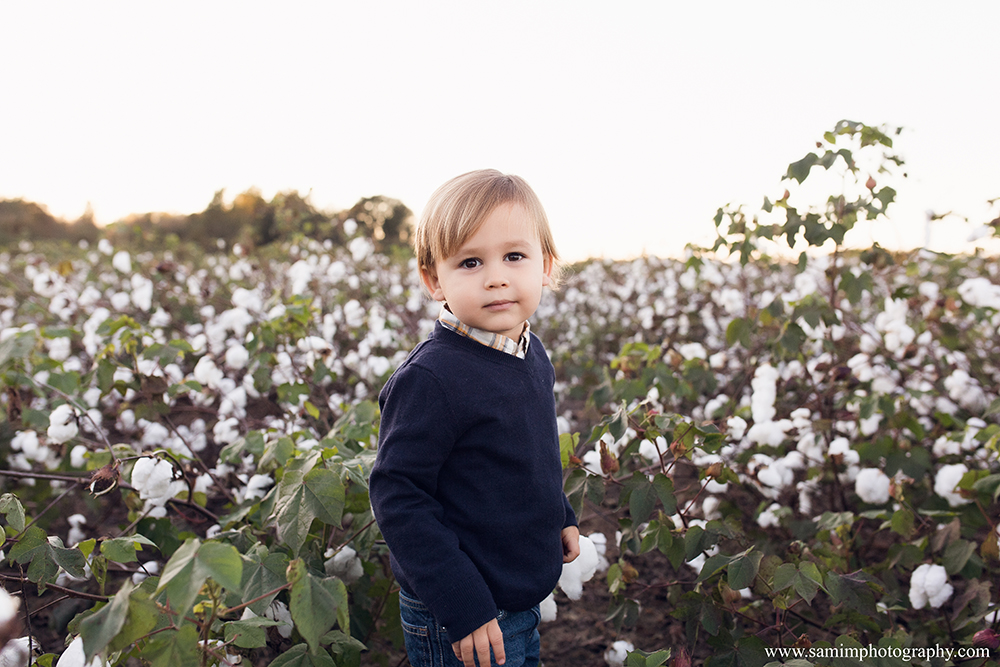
[2,2,998,261]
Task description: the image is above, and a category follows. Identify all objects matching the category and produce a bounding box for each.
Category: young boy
[369,170,580,667]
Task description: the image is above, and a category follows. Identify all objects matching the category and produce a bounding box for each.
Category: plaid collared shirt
[437,305,530,359]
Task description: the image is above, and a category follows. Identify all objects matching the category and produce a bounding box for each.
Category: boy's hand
[453,618,505,666]
[562,525,581,563]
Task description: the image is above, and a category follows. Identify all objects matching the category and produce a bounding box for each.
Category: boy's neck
[437,304,530,359]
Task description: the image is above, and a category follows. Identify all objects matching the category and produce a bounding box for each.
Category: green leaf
[79,581,133,661]
[224,617,282,649]
[241,547,290,614]
[651,474,677,515]
[786,153,819,184]
[628,474,657,525]
[272,465,346,556]
[156,539,243,621]
[825,570,879,616]
[107,587,159,654]
[101,537,142,563]
[695,553,730,583]
[0,330,36,368]
[8,528,86,587]
[143,625,200,667]
[889,509,915,538]
[288,559,349,653]
[267,644,337,667]
[772,563,798,592]
[559,432,579,469]
[943,540,976,575]
[0,493,26,533]
[726,317,752,348]
[728,549,763,590]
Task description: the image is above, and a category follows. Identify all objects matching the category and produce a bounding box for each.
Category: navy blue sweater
[369,323,577,644]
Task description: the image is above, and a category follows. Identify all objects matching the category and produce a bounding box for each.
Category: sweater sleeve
[369,363,498,643]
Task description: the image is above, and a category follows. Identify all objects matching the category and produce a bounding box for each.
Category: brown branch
[0,573,109,603]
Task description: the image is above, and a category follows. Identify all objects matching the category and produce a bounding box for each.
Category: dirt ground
[364,517,680,667]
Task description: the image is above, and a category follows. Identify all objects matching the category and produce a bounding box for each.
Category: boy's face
[421,202,552,342]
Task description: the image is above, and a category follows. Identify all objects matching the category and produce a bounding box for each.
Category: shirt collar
[437,304,530,359]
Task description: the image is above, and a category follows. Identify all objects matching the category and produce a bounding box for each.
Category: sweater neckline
[431,322,536,373]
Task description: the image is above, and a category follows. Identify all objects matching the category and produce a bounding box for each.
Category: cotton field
[0,231,999,665]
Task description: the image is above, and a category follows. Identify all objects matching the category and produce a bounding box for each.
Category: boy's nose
[484,270,509,289]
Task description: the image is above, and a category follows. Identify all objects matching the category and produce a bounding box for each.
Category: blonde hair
[414,169,561,285]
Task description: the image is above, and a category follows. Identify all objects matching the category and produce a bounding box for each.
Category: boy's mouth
[484,300,515,311]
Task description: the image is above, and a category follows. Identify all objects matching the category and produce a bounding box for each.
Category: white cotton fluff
[324,546,364,584]
[0,587,19,624]
[130,274,153,311]
[934,463,970,507]
[67,514,87,547]
[604,640,634,667]
[263,600,294,638]
[55,635,108,667]
[47,403,79,444]
[288,259,313,295]
[874,298,916,355]
[909,563,953,609]
[747,419,792,447]
[130,458,183,507]
[131,561,161,585]
[855,468,891,504]
[757,503,783,528]
[193,356,224,389]
[213,417,241,445]
[539,593,557,622]
[241,474,273,502]
[957,277,1000,310]
[942,369,988,413]
[225,344,250,370]
[111,250,132,273]
[1,638,37,667]
[678,342,707,360]
[349,237,373,262]
[558,535,599,601]
[726,416,747,441]
[750,365,779,424]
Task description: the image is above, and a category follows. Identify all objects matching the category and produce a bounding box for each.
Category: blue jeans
[398,589,541,667]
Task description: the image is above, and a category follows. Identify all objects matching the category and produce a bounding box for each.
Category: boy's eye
[459,258,481,269]
[505,252,525,262]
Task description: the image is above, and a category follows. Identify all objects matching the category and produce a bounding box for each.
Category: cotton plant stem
[0,573,109,603]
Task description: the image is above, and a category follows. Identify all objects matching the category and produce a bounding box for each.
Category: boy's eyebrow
[453,237,537,257]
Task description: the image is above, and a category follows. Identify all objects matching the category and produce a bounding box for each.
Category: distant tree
[0,199,99,246]
[345,195,413,251]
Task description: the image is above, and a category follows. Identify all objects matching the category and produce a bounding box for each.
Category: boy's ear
[541,255,554,287]
[420,266,446,301]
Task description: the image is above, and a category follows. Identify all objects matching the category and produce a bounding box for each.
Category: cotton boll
[0,587,20,625]
[193,356,224,389]
[47,404,79,444]
[264,601,294,638]
[558,535,599,600]
[225,344,249,370]
[324,546,365,584]
[604,640,634,667]
[539,593,557,622]
[213,418,241,445]
[726,416,747,441]
[909,563,953,609]
[112,250,132,273]
[855,468,891,504]
[934,463,970,507]
[130,274,153,311]
[757,503,783,528]
[130,458,183,507]
[240,474,273,502]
